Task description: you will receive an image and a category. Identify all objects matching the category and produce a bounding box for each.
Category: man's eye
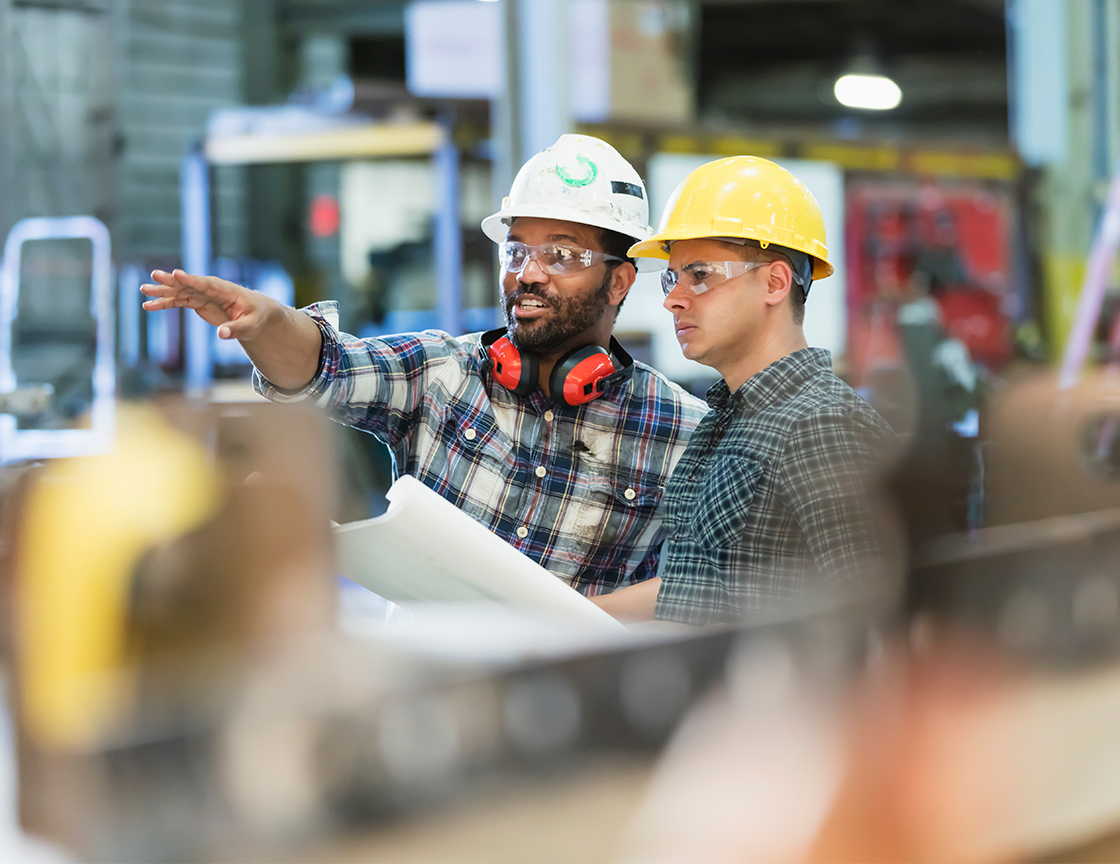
[689,267,713,283]
[551,246,578,262]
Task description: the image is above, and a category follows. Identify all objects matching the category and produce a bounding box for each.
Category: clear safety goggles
[499,241,623,276]
[660,260,770,297]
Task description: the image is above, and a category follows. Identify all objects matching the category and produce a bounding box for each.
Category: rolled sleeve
[252,301,342,403]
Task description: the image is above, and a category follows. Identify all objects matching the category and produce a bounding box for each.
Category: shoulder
[302,302,484,364]
[783,373,895,456]
[357,327,485,369]
[630,361,709,423]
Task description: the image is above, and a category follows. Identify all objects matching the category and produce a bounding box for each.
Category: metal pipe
[433,119,462,335]
[492,0,521,209]
[1058,164,1120,390]
[0,0,10,240]
[181,147,213,392]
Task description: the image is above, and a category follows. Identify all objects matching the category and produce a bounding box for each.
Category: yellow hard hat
[628,155,834,282]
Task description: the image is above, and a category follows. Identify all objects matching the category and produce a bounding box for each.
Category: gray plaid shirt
[655,348,896,625]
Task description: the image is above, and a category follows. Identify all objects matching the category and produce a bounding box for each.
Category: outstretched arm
[141,269,322,390]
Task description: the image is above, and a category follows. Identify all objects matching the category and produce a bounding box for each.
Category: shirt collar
[707,347,833,413]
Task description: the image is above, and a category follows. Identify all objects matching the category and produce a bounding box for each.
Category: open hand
[141,269,273,341]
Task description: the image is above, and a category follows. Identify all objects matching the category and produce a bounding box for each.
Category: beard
[502,270,613,354]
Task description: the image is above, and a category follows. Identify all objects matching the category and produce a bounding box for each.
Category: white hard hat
[481,134,651,247]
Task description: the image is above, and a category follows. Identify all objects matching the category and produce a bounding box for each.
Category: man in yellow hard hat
[592,155,900,625]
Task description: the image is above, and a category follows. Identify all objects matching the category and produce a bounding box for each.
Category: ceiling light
[834,73,902,111]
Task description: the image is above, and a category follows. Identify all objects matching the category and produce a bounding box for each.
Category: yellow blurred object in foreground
[17,405,220,750]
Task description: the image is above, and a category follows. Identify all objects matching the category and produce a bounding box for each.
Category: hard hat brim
[482,206,662,272]
[481,205,650,245]
[627,231,835,280]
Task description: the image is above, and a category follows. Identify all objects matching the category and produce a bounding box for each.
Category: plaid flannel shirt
[655,348,897,625]
[255,302,708,595]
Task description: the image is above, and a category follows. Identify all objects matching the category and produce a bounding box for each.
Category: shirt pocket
[691,455,765,549]
[437,413,518,524]
[568,470,665,558]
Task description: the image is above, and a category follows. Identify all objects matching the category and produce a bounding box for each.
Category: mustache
[506,285,553,307]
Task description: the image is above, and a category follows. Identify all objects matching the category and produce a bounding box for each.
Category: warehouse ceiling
[698,0,1008,144]
[281,0,1010,146]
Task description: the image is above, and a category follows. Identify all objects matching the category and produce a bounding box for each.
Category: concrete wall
[0,0,250,264]
[114,0,247,263]
[0,1,116,235]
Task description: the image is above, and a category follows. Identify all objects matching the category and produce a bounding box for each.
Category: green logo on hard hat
[556,156,597,187]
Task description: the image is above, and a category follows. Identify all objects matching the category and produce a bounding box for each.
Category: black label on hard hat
[611,181,644,199]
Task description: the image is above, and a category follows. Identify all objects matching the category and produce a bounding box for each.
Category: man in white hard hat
[142,135,707,596]
[591,155,901,625]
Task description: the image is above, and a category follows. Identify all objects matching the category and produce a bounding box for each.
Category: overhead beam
[11,0,108,12]
[205,120,445,165]
[277,0,404,34]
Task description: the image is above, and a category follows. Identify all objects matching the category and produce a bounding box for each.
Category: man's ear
[763,260,793,308]
[609,261,637,307]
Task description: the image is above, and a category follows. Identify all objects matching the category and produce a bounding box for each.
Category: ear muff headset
[548,340,634,406]
[480,329,538,397]
[480,329,634,407]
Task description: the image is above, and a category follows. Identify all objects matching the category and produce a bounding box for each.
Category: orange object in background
[309,194,341,237]
[845,178,1017,380]
[935,285,1013,370]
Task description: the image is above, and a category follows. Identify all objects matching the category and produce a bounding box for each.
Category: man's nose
[518,254,550,283]
[517,253,548,280]
[663,284,690,311]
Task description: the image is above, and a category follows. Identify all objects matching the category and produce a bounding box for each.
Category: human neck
[719,327,808,393]
[535,325,614,397]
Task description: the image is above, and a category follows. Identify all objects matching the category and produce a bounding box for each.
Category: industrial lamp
[833,51,902,111]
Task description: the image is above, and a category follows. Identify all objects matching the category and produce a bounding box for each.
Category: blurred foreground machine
[0,399,804,862]
[2,400,340,859]
[910,369,1120,668]
[8,385,1120,861]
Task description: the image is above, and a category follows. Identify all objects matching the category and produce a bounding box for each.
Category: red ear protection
[549,346,617,407]
[481,329,537,396]
[481,329,634,406]
[549,337,636,407]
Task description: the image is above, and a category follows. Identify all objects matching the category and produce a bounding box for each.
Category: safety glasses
[499,241,623,276]
[660,260,769,297]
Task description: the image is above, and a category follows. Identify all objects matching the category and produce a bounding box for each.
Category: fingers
[147,269,179,287]
[140,280,196,312]
[140,269,199,305]
[140,295,183,311]
[144,269,241,297]
[139,269,266,338]
[167,269,225,293]
[140,269,244,310]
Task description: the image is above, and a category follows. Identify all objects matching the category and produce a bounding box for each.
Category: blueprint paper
[334,475,623,630]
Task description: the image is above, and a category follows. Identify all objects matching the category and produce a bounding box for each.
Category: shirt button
[624,488,637,501]
[464,428,476,441]
[544,410,554,422]
[516,526,528,539]
[535,466,547,478]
